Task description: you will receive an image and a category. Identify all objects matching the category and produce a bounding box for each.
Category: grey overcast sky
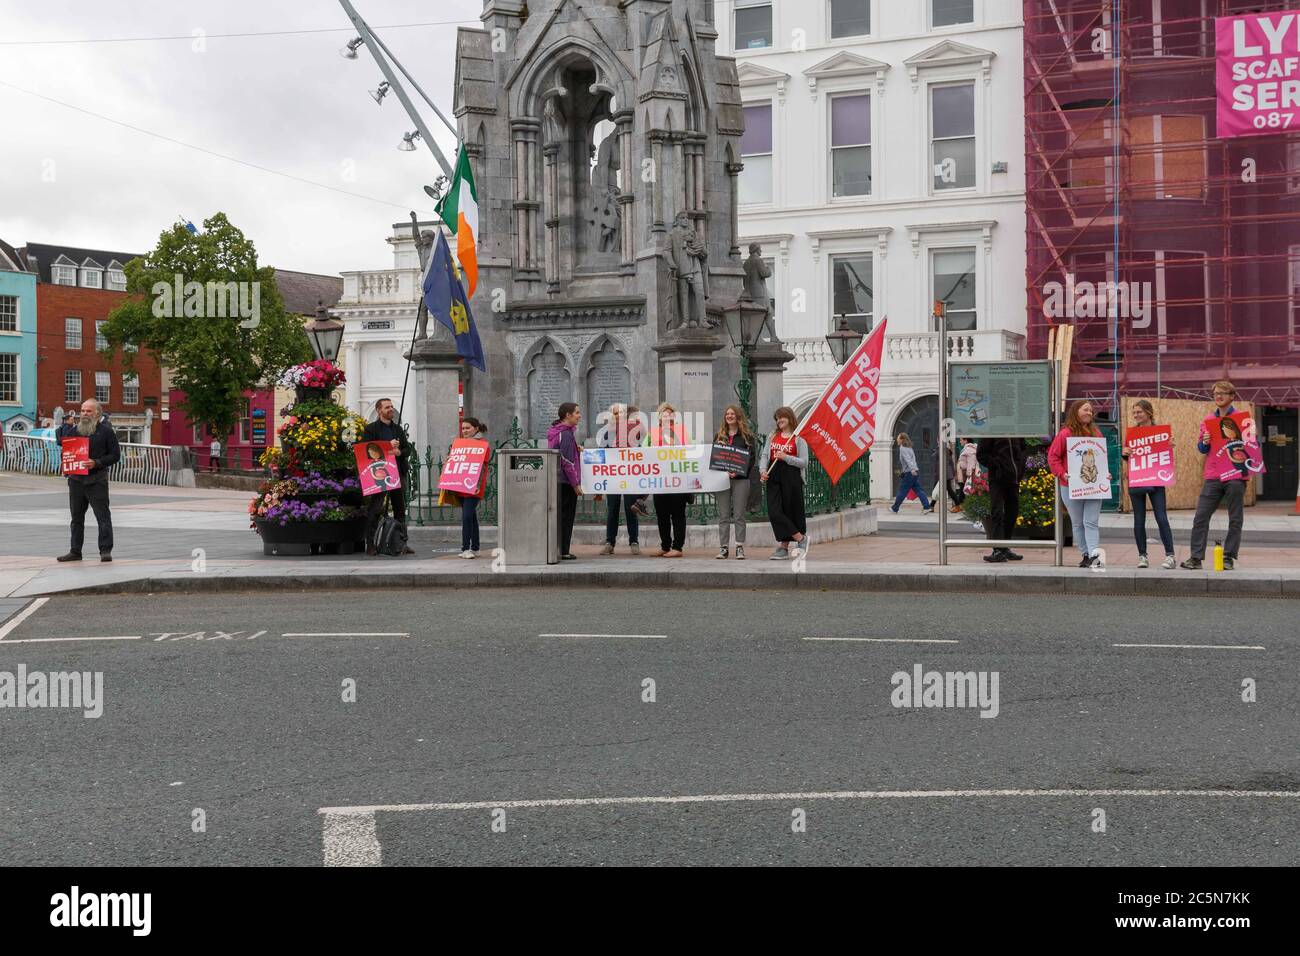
[0,0,480,275]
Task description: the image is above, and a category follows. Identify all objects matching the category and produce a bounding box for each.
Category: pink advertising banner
[1217,11,1300,138]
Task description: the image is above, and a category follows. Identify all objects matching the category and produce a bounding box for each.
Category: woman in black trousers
[646,402,688,557]
[761,406,810,560]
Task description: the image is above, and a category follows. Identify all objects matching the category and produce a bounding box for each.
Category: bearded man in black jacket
[360,398,415,555]
[975,437,1027,563]
[55,399,121,562]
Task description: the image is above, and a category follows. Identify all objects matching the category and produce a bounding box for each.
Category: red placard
[796,318,887,485]
[61,437,91,476]
[354,441,402,496]
[1205,410,1266,481]
[438,439,490,497]
[1125,424,1175,488]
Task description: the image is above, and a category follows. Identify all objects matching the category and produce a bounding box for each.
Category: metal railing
[1,435,173,486]
[405,418,871,526]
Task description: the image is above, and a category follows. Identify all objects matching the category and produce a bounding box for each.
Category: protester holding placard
[761,406,810,560]
[712,404,756,560]
[55,398,120,562]
[361,398,415,556]
[1048,401,1105,568]
[548,402,584,561]
[643,402,689,557]
[456,418,488,558]
[1182,381,1258,571]
[598,404,641,556]
[1121,400,1176,570]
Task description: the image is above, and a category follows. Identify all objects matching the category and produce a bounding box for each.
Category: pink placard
[1217,12,1300,138]
[437,438,490,498]
[1125,425,1175,488]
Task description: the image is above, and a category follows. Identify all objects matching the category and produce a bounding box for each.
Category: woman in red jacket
[1049,400,1105,568]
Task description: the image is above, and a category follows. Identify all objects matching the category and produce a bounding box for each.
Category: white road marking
[281,632,409,638]
[0,635,141,644]
[1112,643,1266,651]
[0,597,49,641]
[318,786,1300,865]
[539,633,667,640]
[803,637,959,644]
[321,811,383,867]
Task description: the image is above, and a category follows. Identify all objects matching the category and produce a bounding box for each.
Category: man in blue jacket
[55,399,121,562]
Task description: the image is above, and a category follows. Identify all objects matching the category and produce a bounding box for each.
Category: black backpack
[370,498,408,556]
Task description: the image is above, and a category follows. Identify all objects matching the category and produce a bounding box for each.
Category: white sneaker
[459,550,475,559]
[1089,552,1106,572]
[1161,555,1176,570]
[1137,555,1149,569]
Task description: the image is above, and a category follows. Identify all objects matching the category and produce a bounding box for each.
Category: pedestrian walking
[209,437,222,472]
[55,398,120,562]
[1049,400,1105,568]
[548,401,583,561]
[361,398,415,556]
[951,438,978,510]
[890,433,933,514]
[598,403,641,555]
[457,417,487,559]
[761,406,810,560]
[976,436,1028,563]
[713,404,756,560]
[644,402,688,557]
[1122,399,1176,570]
[1182,380,1247,570]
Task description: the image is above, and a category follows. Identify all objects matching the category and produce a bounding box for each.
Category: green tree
[101,213,312,440]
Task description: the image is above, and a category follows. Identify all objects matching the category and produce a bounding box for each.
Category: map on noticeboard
[948,361,1052,439]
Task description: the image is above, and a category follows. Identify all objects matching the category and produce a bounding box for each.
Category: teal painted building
[0,239,37,434]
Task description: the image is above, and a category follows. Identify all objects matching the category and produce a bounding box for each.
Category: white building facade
[717,0,1027,497]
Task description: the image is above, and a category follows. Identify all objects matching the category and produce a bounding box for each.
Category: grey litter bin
[497,447,559,566]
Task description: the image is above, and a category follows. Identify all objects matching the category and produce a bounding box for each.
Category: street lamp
[825,315,863,366]
[722,299,770,420]
[304,301,345,363]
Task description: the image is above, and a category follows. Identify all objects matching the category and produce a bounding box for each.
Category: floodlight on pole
[398,131,421,152]
[370,81,390,104]
[340,36,363,59]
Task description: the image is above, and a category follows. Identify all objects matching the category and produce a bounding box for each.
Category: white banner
[1066,436,1111,500]
[580,444,731,495]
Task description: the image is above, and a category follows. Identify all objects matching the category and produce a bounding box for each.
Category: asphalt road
[0,588,1296,866]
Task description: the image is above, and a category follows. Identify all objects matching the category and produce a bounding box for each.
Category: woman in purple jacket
[547,402,583,560]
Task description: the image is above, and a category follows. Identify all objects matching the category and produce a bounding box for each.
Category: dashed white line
[281,632,409,638]
[803,637,959,644]
[0,597,49,640]
[0,635,141,644]
[1112,643,1266,651]
[539,633,667,640]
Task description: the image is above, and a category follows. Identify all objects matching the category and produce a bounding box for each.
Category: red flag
[796,318,887,485]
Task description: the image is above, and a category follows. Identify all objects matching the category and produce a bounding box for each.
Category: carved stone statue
[668,211,709,329]
[587,130,622,254]
[742,242,776,341]
[542,96,565,145]
[410,213,436,341]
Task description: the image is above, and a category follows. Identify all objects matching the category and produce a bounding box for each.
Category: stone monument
[453,0,747,441]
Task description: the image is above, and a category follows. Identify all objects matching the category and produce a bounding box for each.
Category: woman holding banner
[457,417,487,558]
[598,403,641,556]
[714,404,756,560]
[1049,400,1105,568]
[1121,400,1175,570]
[644,402,689,557]
[761,406,810,560]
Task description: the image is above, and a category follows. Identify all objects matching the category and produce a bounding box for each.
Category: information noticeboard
[947,361,1052,438]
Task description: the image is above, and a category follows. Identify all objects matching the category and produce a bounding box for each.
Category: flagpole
[337,0,454,179]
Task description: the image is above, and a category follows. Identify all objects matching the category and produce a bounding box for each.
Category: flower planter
[294,386,335,403]
[254,516,367,556]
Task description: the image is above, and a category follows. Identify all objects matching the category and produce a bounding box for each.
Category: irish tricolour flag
[436,148,479,298]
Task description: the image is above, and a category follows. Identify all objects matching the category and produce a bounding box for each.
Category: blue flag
[421,229,485,372]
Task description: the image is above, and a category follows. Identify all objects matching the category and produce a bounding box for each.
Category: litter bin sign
[497,448,558,566]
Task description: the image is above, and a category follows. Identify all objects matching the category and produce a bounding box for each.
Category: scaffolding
[1024,0,1300,413]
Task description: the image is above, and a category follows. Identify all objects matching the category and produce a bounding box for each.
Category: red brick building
[19,243,162,443]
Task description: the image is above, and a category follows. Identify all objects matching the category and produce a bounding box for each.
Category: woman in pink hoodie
[547,402,583,560]
[1049,400,1105,568]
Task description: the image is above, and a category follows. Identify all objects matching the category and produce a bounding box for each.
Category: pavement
[2,472,1298,599]
[0,587,1295,866]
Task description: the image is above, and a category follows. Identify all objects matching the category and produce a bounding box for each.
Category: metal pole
[1053,357,1064,567]
[938,331,948,566]
[337,0,454,180]
[363,23,460,138]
